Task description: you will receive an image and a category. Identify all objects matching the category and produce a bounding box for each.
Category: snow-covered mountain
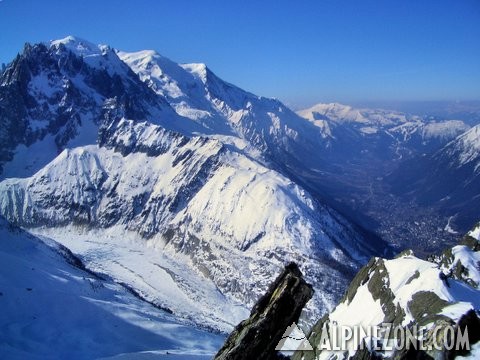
[294,223,480,360]
[388,124,480,230]
[117,49,335,173]
[0,36,393,332]
[0,115,381,330]
[0,216,224,359]
[0,36,195,180]
[438,124,480,175]
[296,102,476,244]
[0,37,344,197]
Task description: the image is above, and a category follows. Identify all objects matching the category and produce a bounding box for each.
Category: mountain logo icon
[275,322,313,352]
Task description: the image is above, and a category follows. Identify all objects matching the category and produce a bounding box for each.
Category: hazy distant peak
[298,102,368,124]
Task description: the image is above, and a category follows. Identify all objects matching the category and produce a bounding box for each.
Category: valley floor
[299,159,460,256]
[356,180,459,256]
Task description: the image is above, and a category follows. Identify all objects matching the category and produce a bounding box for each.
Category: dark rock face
[431,231,480,288]
[451,309,480,359]
[98,115,190,158]
[214,262,313,360]
[0,41,173,176]
[459,227,480,251]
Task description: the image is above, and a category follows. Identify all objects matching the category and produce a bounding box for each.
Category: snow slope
[468,222,480,241]
[1,35,476,357]
[118,49,332,171]
[0,216,223,359]
[0,36,390,338]
[441,124,480,173]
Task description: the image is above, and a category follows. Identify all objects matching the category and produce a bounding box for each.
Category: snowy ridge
[387,123,480,232]
[298,102,470,144]
[118,49,328,168]
[50,36,103,56]
[0,118,375,330]
[444,246,480,286]
[49,36,152,85]
[1,35,477,356]
[0,36,385,333]
[2,35,472,337]
[468,222,480,241]
[0,37,181,180]
[298,103,374,125]
[421,120,470,140]
[116,50,220,127]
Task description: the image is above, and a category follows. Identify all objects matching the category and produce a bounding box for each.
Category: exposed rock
[0,40,173,178]
[294,224,480,360]
[214,262,313,360]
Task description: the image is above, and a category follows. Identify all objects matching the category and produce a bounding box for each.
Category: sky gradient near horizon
[1,0,479,108]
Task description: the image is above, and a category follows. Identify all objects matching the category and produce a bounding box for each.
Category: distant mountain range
[295,102,478,250]
[298,102,470,160]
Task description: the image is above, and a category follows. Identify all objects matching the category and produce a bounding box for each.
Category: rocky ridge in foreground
[294,222,480,360]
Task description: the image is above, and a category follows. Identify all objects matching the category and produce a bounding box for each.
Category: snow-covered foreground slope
[294,224,480,360]
[0,217,224,359]
[0,118,378,331]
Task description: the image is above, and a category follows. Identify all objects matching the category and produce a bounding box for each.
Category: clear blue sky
[1,0,479,107]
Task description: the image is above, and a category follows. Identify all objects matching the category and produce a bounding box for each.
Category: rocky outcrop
[214,263,313,360]
[0,39,175,178]
[295,224,480,360]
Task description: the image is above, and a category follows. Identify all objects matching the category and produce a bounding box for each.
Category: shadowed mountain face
[1,37,477,249]
[0,38,182,179]
[387,125,480,231]
[118,48,479,252]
